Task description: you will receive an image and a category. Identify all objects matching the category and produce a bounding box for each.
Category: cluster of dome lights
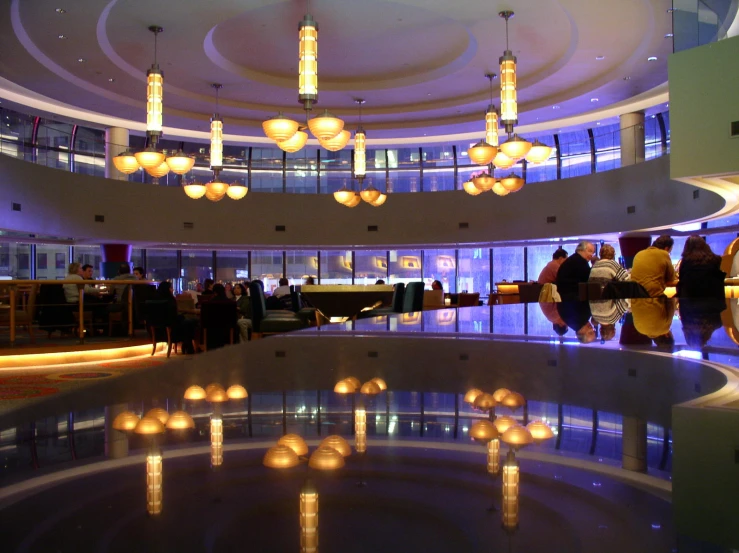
[262,110,349,153]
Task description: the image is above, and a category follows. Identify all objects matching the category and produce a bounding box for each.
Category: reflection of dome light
[492,388,511,402]
[184,385,207,400]
[360,380,382,395]
[165,411,195,430]
[500,391,526,409]
[526,420,554,441]
[501,425,533,446]
[464,388,484,404]
[278,433,309,456]
[470,420,499,442]
[473,393,496,410]
[493,415,518,433]
[145,408,169,425]
[263,444,300,468]
[134,416,165,435]
[320,435,352,457]
[308,445,346,470]
[333,379,355,394]
[226,385,248,399]
[370,377,387,391]
[112,411,140,431]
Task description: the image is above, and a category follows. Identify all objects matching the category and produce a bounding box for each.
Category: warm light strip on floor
[0,343,166,370]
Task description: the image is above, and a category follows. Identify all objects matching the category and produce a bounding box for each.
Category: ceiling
[0,0,676,142]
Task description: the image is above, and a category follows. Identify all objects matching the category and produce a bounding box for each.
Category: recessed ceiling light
[665,33,674,38]
[595,55,605,60]
[427,93,431,96]
[648,56,658,61]
[55,8,66,14]
[596,122,601,125]
[623,76,631,80]
[552,105,560,109]
[590,98,599,102]
[108,77,115,82]
[77,58,85,63]
[58,34,67,39]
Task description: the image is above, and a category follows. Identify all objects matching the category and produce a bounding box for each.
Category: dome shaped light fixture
[134,416,166,435]
[492,150,515,170]
[145,408,170,425]
[183,182,206,199]
[278,433,309,456]
[320,435,352,457]
[333,185,354,205]
[165,410,195,430]
[471,172,496,192]
[470,420,500,442]
[184,385,207,400]
[319,129,351,152]
[360,380,382,395]
[499,134,532,161]
[226,183,248,200]
[491,181,510,196]
[370,377,387,391]
[165,149,195,175]
[308,110,344,141]
[205,178,229,202]
[500,391,526,410]
[145,160,170,178]
[112,410,140,431]
[369,193,387,206]
[344,377,362,390]
[206,386,229,403]
[464,388,484,404]
[344,193,361,208]
[112,150,140,174]
[263,444,300,468]
[277,129,308,153]
[308,445,346,470]
[493,415,518,434]
[226,384,248,400]
[463,180,484,196]
[501,424,534,447]
[263,113,300,142]
[526,420,554,442]
[467,140,497,166]
[492,388,512,403]
[525,139,553,164]
[135,147,166,171]
[334,379,356,394]
[500,173,525,193]
[360,185,381,204]
[473,393,497,410]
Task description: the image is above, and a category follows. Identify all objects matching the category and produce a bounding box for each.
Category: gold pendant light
[485,72,500,147]
[226,182,248,200]
[263,113,300,142]
[463,180,484,196]
[472,171,496,192]
[344,192,361,208]
[319,129,351,152]
[333,185,354,205]
[135,146,166,170]
[525,139,554,164]
[369,193,387,206]
[210,83,223,170]
[277,130,309,153]
[498,12,517,135]
[500,173,525,192]
[183,182,207,199]
[492,181,510,196]
[165,149,195,175]
[492,150,515,170]
[112,150,140,174]
[308,110,344,141]
[205,177,229,202]
[499,134,532,161]
[467,140,496,165]
[360,184,381,204]
[146,160,170,178]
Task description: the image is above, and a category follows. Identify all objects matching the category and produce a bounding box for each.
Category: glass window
[286,250,318,284]
[252,250,284,293]
[0,242,32,279]
[366,148,385,171]
[73,127,105,177]
[454,140,481,168]
[0,108,34,161]
[593,122,620,172]
[36,119,73,171]
[320,250,352,285]
[422,169,455,192]
[146,249,178,283]
[217,250,249,283]
[594,411,622,460]
[558,130,592,179]
[422,145,454,168]
[388,249,422,284]
[644,115,661,161]
[182,250,213,292]
[387,170,421,193]
[559,405,593,455]
[131,248,145,270]
[527,244,567,284]
[74,245,101,276]
[286,148,318,194]
[251,147,283,170]
[386,147,420,169]
[706,232,735,259]
[492,246,524,283]
[355,250,387,284]
[423,249,456,292]
[492,303,525,335]
[321,172,353,195]
[457,247,490,297]
[319,149,351,173]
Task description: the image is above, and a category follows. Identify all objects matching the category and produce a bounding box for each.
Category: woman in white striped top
[588,244,630,284]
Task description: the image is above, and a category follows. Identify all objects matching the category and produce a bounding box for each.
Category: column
[100,243,132,278]
[105,127,130,180]
[620,112,645,167]
[622,415,648,472]
[618,235,652,269]
[105,404,129,459]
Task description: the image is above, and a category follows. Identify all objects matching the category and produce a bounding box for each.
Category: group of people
[537,234,726,301]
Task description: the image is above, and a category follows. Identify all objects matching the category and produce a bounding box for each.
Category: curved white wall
[0,154,724,247]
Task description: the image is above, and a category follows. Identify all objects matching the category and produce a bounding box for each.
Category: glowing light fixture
[165,410,195,430]
[344,377,361,390]
[473,392,497,410]
[498,12,517,134]
[467,140,497,166]
[493,415,518,434]
[369,193,387,206]
[145,26,164,136]
[277,130,309,153]
[226,384,248,399]
[499,134,532,161]
[263,444,300,468]
[165,149,195,175]
[279,433,309,456]
[210,417,223,467]
[320,435,352,457]
[360,380,381,395]
[492,150,515,170]
[355,406,367,453]
[333,378,356,393]
[370,377,387,391]
[502,450,519,530]
[112,410,140,431]
[146,449,163,515]
[526,420,554,442]
[501,424,534,447]
[135,147,166,171]
[263,113,300,142]
[344,193,361,208]
[308,445,346,470]
[319,129,351,152]
[485,73,500,147]
[308,110,344,141]
[471,172,496,192]
[492,388,511,402]
[360,185,381,204]
[209,83,223,170]
[492,181,510,196]
[184,385,207,400]
[145,160,170,178]
[145,408,169,425]
[354,99,366,182]
[112,151,140,174]
[226,183,248,200]
[135,416,165,435]
[206,385,229,403]
[464,388,484,404]
[300,480,319,553]
[333,186,354,206]
[525,139,553,164]
[298,13,318,110]
[205,178,229,202]
[500,391,526,410]
[470,420,499,442]
[488,438,501,475]
[500,173,525,193]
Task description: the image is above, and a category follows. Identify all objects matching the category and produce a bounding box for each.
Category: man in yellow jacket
[630,235,678,297]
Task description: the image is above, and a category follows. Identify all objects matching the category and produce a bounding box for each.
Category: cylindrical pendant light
[210,84,223,170]
[298,13,318,110]
[485,73,500,147]
[499,12,517,134]
[146,26,164,137]
[263,113,300,142]
[353,99,366,181]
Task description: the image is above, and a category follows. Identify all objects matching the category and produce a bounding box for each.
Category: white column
[620,112,645,167]
[622,415,648,472]
[105,127,130,180]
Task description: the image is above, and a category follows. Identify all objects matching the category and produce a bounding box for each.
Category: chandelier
[262,9,347,153]
[112,26,195,179]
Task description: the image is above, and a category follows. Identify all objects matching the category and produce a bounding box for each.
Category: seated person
[375,279,386,285]
[588,244,630,285]
[304,276,316,285]
[155,281,197,354]
[63,262,84,304]
[110,263,136,304]
[224,282,235,300]
[555,241,595,301]
[273,277,291,298]
[63,263,105,321]
[431,279,443,291]
[133,266,145,280]
[537,248,568,284]
[630,235,678,297]
[234,283,252,342]
[201,279,215,297]
[676,235,725,299]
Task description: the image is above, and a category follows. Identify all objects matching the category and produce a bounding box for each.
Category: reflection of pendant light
[485,73,500,147]
[502,450,520,531]
[355,406,367,453]
[146,26,164,137]
[298,13,318,110]
[210,83,223,170]
[499,12,517,135]
[263,113,300,142]
[210,417,223,467]
[463,180,484,196]
[300,480,319,553]
[146,449,163,515]
[525,139,554,164]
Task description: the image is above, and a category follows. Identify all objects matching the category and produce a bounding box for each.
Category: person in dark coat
[677,235,726,299]
[555,241,595,301]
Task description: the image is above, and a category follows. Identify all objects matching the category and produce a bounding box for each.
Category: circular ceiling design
[0,0,674,140]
